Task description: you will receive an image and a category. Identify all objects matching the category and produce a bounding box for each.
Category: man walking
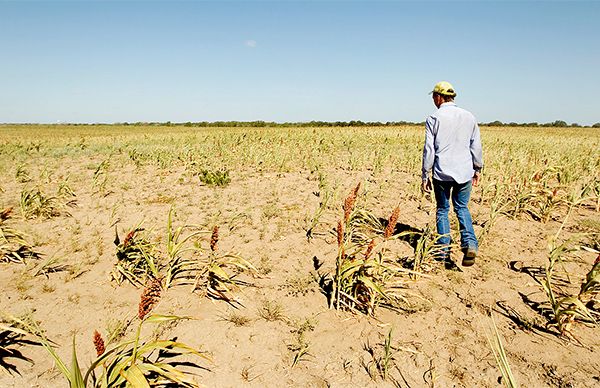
[421,81,483,267]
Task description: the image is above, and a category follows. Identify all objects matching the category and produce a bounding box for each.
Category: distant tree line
[112,120,600,128]
[116,120,422,128]
[485,120,600,128]
[5,120,599,128]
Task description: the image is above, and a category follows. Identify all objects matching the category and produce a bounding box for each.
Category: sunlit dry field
[1,124,599,387]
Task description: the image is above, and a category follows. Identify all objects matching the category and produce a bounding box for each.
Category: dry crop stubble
[0,313,43,375]
[0,124,599,386]
[540,236,598,339]
[322,183,433,316]
[30,281,210,388]
[0,208,40,264]
[112,207,257,305]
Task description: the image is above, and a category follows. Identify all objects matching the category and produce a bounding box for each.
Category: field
[0,124,599,387]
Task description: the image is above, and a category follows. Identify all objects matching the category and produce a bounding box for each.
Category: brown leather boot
[462,248,477,267]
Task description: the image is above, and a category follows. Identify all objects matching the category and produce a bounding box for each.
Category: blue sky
[1,1,598,124]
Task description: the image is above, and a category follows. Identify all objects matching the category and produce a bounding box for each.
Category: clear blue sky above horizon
[1,1,598,125]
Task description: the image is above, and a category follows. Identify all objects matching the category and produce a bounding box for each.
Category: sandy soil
[1,155,599,387]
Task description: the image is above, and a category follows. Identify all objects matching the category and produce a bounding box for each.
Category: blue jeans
[432,179,478,255]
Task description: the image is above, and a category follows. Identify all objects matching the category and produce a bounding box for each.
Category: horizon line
[1,119,598,128]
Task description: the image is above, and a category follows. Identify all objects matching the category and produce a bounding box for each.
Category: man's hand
[421,179,432,193]
[472,172,481,187]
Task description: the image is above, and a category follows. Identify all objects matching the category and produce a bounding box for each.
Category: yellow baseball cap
[429,81,457,97]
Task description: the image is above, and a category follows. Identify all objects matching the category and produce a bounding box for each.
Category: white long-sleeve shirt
[422,102,483,184]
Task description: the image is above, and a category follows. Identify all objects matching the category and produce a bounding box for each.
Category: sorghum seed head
[210,225,219,252]
[384,206,400,239]
[123,230,136,248]
[342,183,361,223]
[343,197,353,223]
[138,278,162,320]
[92,330,105,356]
[337,220,344,248]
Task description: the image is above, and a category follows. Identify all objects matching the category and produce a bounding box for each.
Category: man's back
[423,102,482,184]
